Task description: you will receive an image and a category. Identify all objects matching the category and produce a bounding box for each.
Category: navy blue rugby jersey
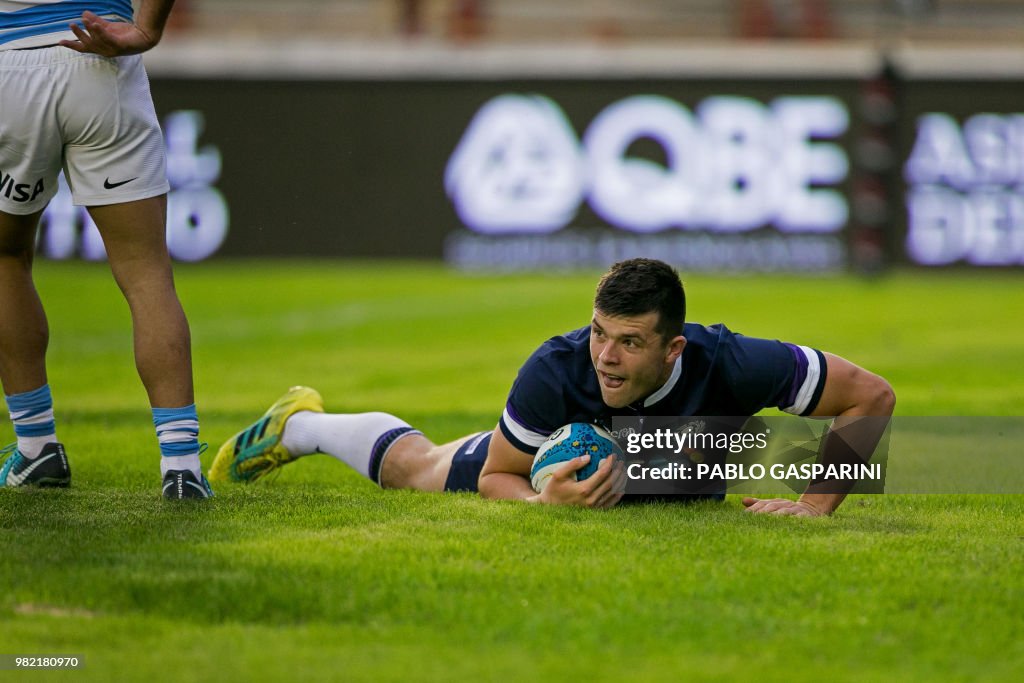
[499,323,827,454]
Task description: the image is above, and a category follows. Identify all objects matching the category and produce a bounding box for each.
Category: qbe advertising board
[33,78,857,271]
[30,71,1024,271]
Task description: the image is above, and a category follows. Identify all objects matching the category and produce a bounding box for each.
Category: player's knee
[869,375,896,415]
[879,380,896,415]
[380,433,443,492]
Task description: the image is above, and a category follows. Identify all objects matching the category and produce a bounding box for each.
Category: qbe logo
[40,111,228,263]
[445,94,849,235]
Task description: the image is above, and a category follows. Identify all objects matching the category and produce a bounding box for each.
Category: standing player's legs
[52,48,210,499]
[87,196,209,497]
[0,46,71,487]
[0,209,70,487]
[88,196,192,408]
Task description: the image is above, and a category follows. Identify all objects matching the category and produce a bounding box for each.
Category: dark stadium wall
[33,71,1024,270]
[144,77,861,271]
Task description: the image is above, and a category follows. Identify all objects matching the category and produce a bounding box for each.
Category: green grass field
[1,261,1022,682]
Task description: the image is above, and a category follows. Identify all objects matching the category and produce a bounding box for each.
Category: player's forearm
[478,472,539,502]
[802,398,895,514]
[135,0,176,43]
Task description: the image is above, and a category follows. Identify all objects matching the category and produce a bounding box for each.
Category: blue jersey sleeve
[714,331,827,417]
[499,353,568,455]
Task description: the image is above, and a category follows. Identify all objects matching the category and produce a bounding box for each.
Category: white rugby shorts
[0,46,169,215]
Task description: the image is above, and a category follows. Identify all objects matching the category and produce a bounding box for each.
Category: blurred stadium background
[33,0,1024,277]
[168,1,1024,44]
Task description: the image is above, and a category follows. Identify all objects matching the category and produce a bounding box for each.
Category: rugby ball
[530,423,623,493]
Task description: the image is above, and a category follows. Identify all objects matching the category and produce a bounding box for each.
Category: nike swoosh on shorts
[103,177,138,189]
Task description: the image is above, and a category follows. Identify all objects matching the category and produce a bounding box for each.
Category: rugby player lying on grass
[209,258,894,516]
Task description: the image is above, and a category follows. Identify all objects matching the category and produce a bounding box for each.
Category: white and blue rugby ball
[530,423,623,493]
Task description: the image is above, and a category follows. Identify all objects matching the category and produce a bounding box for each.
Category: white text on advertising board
[905,112,1024,266]
[445,94,849,236]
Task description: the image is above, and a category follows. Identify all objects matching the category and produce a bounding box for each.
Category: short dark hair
[594,258,685,342]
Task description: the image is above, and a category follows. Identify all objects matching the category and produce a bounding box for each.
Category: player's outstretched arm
[60,1,176,56]
[478,429,625,508]
[744,352,895,517]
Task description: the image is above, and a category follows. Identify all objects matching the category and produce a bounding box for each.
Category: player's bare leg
[0,209,48,395]
[88,196,193,408]
[0,209,69,487]
[89,196,210,497]
[378,433,470,492]
[277,409,461,491]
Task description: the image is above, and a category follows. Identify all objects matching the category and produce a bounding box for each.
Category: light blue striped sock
[153,404,202,478]
[4,384,57,460]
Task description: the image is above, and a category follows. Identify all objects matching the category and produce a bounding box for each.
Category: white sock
[18,434,54,460]
[153,406,203,480]
[160,454,203,479]
[5,384,57,460]
[281,411,421,485]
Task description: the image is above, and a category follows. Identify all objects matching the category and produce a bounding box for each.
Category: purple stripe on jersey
[504,402,551,437]
[783,343,809,409]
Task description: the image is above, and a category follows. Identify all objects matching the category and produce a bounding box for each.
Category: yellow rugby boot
[209,386,323,483]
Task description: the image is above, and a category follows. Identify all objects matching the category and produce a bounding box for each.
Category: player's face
[589,310,685,409]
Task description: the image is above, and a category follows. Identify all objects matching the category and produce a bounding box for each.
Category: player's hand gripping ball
[530,423,624,493]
